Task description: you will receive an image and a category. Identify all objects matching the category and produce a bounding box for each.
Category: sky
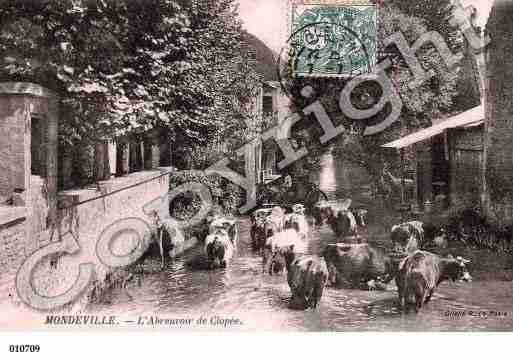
[237,0,288,53]
[461,0,494,28]
[237,0,494,53]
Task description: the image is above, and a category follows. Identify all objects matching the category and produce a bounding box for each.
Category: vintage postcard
[0,0,512,344]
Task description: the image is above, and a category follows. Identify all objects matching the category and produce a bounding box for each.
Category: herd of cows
[200,201,473,313]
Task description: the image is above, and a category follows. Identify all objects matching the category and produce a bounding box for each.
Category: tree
[0,0,254,152]
[284,4,460,192]
[388,0,461,51]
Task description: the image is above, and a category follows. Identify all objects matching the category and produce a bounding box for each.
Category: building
[0,83,58,288]
[382,5,486,213]
[0,82,171,307]
[482,0,513,225]
[382,0,513,226]
[242,33,293,187]
[382,105,484,211]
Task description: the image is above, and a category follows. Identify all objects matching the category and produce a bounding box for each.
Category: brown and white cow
[396,251,472,313]
[287,254,329,310]
[262,228,306,275]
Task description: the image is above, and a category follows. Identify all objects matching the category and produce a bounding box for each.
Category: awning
[382,105,484,149]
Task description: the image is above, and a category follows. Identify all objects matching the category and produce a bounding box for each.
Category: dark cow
[328,208,358,237]
[286,254,329,310]
[250,208,273,252]
[322,243,404,289]
[311,202,331,227]
[391,221,447,255]
[396,251,472,313]
[204,229,234,269]
[152,212,186,268]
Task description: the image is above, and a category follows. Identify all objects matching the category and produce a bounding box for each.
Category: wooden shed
[382,105,484,211]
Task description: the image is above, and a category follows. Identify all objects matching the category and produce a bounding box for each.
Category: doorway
[431,133,450,200]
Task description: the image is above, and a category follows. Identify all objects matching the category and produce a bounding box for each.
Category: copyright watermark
[14,0,488,311]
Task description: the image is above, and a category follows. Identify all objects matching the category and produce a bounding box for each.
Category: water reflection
[89,218,513,331]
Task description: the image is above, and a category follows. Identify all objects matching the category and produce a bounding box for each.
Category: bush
[447,207,513,254]
[168,171,243,221]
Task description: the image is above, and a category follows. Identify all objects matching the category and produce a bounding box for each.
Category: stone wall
[0,83,59,306]
[37,168,172,308]
[0,213,27,304]
[1,168,172,311]
[0,82,175,312]
[0,97,26,199]
[484,1,513,225]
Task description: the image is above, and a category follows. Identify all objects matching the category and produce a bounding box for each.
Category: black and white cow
[250,208,273,252]
[204,217,238,269]
[287,255,328,310]
[284,204,309,240]
[313,201,368,239]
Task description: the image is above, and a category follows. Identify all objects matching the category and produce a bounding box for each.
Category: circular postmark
[277,21,374,101]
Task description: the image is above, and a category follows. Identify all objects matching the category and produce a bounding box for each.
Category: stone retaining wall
[2,168,174,311]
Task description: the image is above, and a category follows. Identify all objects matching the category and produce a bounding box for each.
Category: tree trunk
[117,142,130,176]
[93,140,110,181]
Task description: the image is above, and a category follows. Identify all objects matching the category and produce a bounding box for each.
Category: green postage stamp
[290,2,377,77]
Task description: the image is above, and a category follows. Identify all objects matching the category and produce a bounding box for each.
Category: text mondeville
[45,315,118,325]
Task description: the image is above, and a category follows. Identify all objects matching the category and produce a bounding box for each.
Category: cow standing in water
[284,204,309,240]
[262,229,304,275]
[396,251,472,313]
[286,251,328,310]
[313,200,367,241]
[152,211,186,268]
[250,208,273,252]
[323,243,404,289]
[272,243,328,310]
[264,206,286,239]
[263,203,308,275]
[204,217,238,269]
[391,221,447,255]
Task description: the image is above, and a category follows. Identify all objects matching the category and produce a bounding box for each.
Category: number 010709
[9,345,40,353]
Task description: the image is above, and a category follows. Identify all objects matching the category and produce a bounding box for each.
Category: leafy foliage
[388,0,461,52]
[0,0,256,149]
[285,4,460,186]
[169,171,243,219]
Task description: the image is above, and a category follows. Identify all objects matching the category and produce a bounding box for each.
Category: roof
[243,32,279,82]
[382,105,484,149]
